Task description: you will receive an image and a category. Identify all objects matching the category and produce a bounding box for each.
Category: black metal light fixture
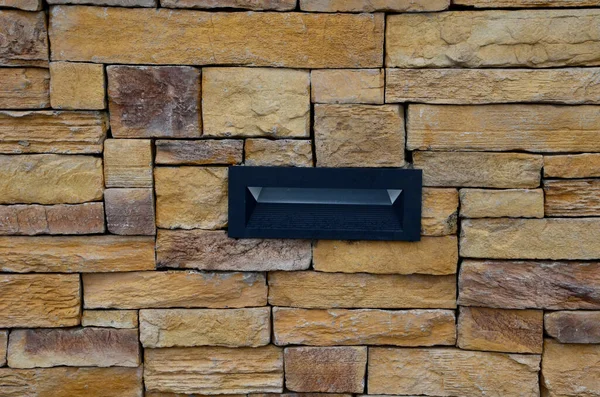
[228,166,422,241]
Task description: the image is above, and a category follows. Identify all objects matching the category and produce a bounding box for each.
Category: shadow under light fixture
[228,166,422,241]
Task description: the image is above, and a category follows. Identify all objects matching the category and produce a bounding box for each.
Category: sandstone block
[369,347,540,396]
[0,274,80,328]
[157,230,311,271]
[0,111,107,154]
[0,203,105,235]
[408,104,600,153]
[0,154,103,205]
[48,0,155,5]
[105,189,156,235]
[148,394,244,397]
[8,328,140,368]
[0,330,6,367]
[268,271,456,309]
[0,10,48,67]
[461,218,600,259]
[0,0,41,10]
[544,154,600,178]
[273,308,456,346]
[50,62,105,110]
[300,0,449,11]
[458,307,543,354]
[155,140,243,165]
[108,66,201,138]
[315,104,405,167]
[145,346,283,394]
[82,310,138,329]
[284,347,366,393]
[161,0,296,9]
[313,237,457,275]
[245,139,313,167]
[250,395,349,397]
[386,68,600,104]
[544,179,600,216]
[0,236,155,273]
[459,260,600,309]
[84,271,267,309]
[545,311,600,344]
[414,151,542,188]
[311,69,384,104]
[456,0,600,7]
[50,7,384,68]
[104,139,153,188]
[155,167,228,229]
[140,308,270,348]
[422,188,458,236]
[0,68,49,109]
[460,189,544,218]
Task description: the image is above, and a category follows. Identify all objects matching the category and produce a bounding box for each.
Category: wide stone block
[48,0,155,5]
[105,189,156,236]
[0,236,155,272]
[84,271,267,309]
[50,62,105,110]
[50,7,384,68]
[104,139,153,188]
[284,347,366,393]
[140,308,271,348]
[422,188,458,236]
[460,189,544,218]
[456,0,600,7]
[157,230,311,271]
[313,236,457,275]
[161,0,296,10]
[368,347,540,396]
[155,140,243,165]
[0,0,41,10]
[0,68,49,109]
[544,179,600,217]
[268,271,456,309]
[459,260,600,309]
[82,310,138,329]
[7,328,140,368]
[300,0,449,11]
[315,104,405,167]
[461,218,600,259]
[544,154,600,178]
[273,308,456,346]
[545,311,600,344]
[245,139,313,167]
[0,11,48,67]
[0,274,80,328]
[145,346,283,394]
[311,69,384,104]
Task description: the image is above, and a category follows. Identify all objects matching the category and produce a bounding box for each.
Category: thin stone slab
[155,140,243,165]
[545,311,600,343]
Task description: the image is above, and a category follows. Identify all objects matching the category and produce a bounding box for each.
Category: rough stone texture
[311,69,384,104]
[144,346,283,394]
[203,68,309,138]
[245,139,313,167]
[284,347,366,393]
[312,236,457,275]
[0,203,105,235]
[387,10,600,68]
[315,104,405,167]
[250,395,349,397]
[421,188,458,236]
[407,104,600,153]
[108,66,201,138]
[155,167,227,230]
[461,218,600,260]
[459,260,600,310]
[386,68,600,104]
[545,311,600,344]
[542,339,600,397]
[7,328,140,368]
[0,154,103,205]
[50,7,384,68]
[104,139,153,188]
[148,394,244,397]
[300,0,449,11]
[369,348,540,396]
[544,154,600,178]
[268,271,456,309]
[273,308,456,347]
[105,189,156,236]
[544,179,600,217]
[50,62,105,110]
[414,152,543,188]
[156,140,243,165]
[0,111,107,154]
[82,310,138,329]
[0,274,80,328]
[456,0,600,7]
[0,68,49,109]
[0,0,41,10]
[157,230,311,271]
[0,367,143,397]
[460,189,544,218]
[0,236,155,273]
[139,308,271,348]
[457,307,543,354]
[161,0,296,9]
[0,10,48,67]
[0,330,6,367]
[48,0,155,5]
[84,271,267,309]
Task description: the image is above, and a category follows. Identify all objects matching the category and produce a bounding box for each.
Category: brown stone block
[0,68,49,109]
[456,0,600,7]
[50,62,105,110]
[161,0,295,9]
[542,339,600,396]
[545,311,600,344]
[245,139,313,167]
[422,188,458,236]
[544,154,600,178]
[544,179,600,217]
[0,0,41,10]
[0,10,48,67]
[105,188,156,236]
[0,330,6,367]
[155,140,243,165]
[311,69,384,104]
[82,310,138,329]
[104,139,153,188]
[460,189,544,218]
[48,0,155,5]
[300,0,449,11]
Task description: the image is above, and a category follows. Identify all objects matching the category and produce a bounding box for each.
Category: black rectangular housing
[228,166,422,241]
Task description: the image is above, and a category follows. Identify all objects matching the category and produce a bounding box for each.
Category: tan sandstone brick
[455,0,600,7]
[545,311,600,344]
[544,179,600,217]
[422,188,458,236]
[460,189,544,218]
[50,62,105,110]
[0,68,49,109]
[105,189,156,236]
[245,139,313,167]
[300,0,449,12]
[82,310,138,329]
[155,140,243,166]
[544,154,600,178]
[48,0,155,5]
[161,0,296,9]
[147,394,244,397]
[0,330,6,367]
[104,139,153,188]
[0,11,48,67]
[0,0,41,10]
[311,69,384,104]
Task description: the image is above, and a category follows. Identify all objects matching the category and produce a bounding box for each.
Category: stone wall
[1,0,600,396]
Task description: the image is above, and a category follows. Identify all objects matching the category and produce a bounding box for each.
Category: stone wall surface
[0,0,599,396]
